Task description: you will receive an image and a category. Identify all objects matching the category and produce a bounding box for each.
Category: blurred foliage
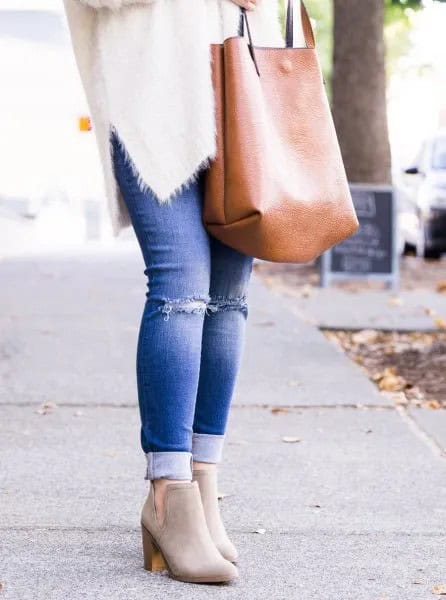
[279,0,332,92]
[303,0,333,85]
[385,0,422,25]
[385,0,421,77]
[279,0,436,86]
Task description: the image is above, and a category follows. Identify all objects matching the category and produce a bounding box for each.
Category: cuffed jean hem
[144,451,193,481]
[192,432,225,463]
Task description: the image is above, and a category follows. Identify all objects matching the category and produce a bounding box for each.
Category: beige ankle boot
[192,469,239,563]
[141,480,238,583]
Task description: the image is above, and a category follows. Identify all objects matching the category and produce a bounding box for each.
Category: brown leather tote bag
[203,1,359,263]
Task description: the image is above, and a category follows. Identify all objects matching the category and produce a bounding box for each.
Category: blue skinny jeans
[111,132,254,480]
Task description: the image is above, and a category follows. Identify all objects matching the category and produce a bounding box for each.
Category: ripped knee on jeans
[156,295,248,321]
[207,295,248,317]
[158,296,210,321]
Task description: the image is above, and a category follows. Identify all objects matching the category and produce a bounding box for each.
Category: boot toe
[180,557,238,583]
[217,558,239,582]
[217,539,239,563]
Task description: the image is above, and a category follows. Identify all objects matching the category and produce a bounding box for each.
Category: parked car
[399,129,446,259]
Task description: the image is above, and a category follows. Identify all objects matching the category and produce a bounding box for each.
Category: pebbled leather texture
[203,1,359,263]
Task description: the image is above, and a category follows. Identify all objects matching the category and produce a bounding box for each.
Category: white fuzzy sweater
[63,0,305,234]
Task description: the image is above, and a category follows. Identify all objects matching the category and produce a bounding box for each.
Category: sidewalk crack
[396,406,446,460]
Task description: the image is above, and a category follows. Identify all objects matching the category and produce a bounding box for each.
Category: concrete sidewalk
[1,248,445,600]
[280,286,446,332]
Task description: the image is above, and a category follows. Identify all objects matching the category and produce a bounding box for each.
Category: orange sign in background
[78,116,92,132]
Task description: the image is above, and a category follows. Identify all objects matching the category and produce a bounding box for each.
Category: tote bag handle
[238,0,315,50]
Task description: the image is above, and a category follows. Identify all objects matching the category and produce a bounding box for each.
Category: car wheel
[423,248,442,260]
[403,241,417,256]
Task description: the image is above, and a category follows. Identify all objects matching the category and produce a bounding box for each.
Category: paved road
[1,248,445,599]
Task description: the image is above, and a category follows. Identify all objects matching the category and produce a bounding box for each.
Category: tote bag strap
[238,0,315,50]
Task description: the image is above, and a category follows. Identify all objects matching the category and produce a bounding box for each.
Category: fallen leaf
[271,407,290,414]
[388,295,403,307]
[42,402,57,409]
[351,329,379,345]
[422,399,441,410]
[372,368,393,382]
[436,280,446,294]
[35,401,57,415]
[377,368,407,392]
[300,284,314,298]
[432,584,446,595]
[434,317,446,330]
[282,436,301,443]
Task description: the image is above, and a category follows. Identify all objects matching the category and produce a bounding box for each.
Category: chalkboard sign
[320,184,398,288]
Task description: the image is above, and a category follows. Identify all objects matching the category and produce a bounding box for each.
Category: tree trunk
[332,0,392,183]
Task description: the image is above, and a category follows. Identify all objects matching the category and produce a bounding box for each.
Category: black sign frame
[320,184,399,289]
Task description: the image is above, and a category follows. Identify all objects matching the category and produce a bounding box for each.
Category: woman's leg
[188,236,253,562]
[111,137,239,583]
[192,235,254,465]
[110,132,211,494]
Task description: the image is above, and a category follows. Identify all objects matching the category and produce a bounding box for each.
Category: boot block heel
[141,523,167,572]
